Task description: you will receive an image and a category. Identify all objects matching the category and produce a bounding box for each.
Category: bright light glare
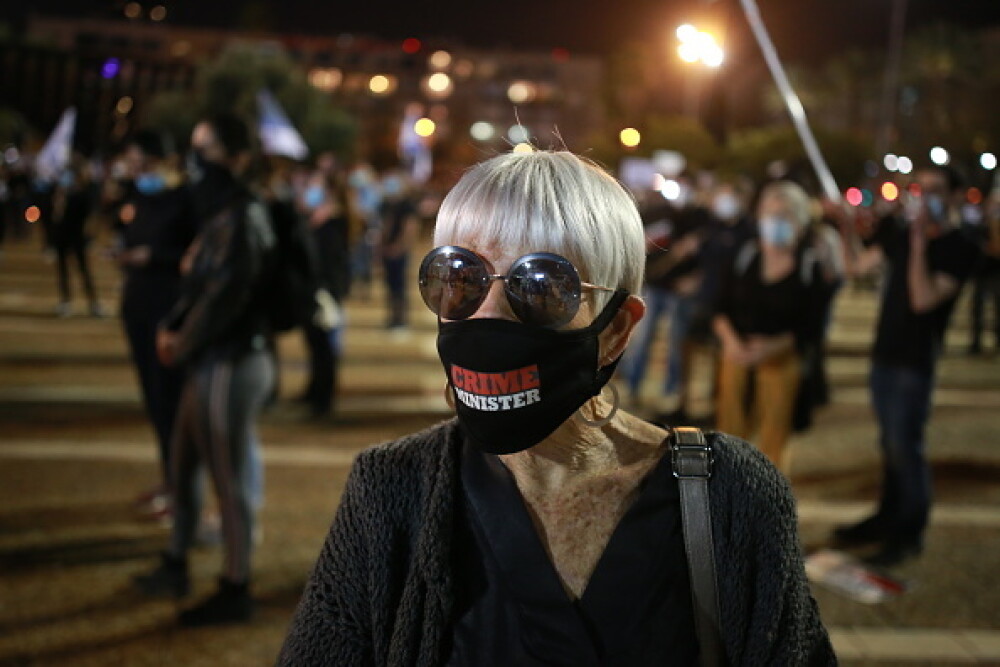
[845,187,863,207]
[470,121,495,141]
[369,75,390,94]
[620,128,641,148]
[414,118,436,137]
[659,179,681,201]
[428,73,451,93]
[929,146,950,166]
[881,182,900,202]
[676,24,698,42]
[897,156,913,174]
[507,81,535,104]
[25,206,41,223]
[702,44,724,67]
[512,143,534,154]
[883,154,899,172]
[980,152,997,170]
[677,43,700,63]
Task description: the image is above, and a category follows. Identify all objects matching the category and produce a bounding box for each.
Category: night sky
[14,0,1000,62]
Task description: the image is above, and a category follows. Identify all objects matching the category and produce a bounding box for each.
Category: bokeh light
[101,58,120,79]
[883,154,899,172]
[845,187,863,207]
[881,181,900,202]
[929,146,950,166]
[512,143,534,154]
[24,206,40,224]
[115,96,133,115]
[402,38,422,54]
[897,156,913,174]
[968,187,983,205]
[123,2,141,19]
[470,121,495,141]
[368,75,395,95]
[508,125,530,144]
[981,152,997,170]
[619,128,641,148]
[507,81,536,104]
[414,118,436,137]
[429,50,452,70]
[150,5,167,21]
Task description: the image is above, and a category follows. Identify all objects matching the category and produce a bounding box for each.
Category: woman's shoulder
[351,418,461,479]
[704,431,796,515]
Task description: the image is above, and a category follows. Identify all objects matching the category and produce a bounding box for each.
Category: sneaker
[134,552,189,598]
[178,578,253,627]
[831,515,886,549]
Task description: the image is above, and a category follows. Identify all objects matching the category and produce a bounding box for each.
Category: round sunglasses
[418,245,617,328]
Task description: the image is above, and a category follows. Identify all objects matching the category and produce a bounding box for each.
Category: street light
[675,25,724,119]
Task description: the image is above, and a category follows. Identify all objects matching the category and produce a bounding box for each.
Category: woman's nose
[469,279,513,320]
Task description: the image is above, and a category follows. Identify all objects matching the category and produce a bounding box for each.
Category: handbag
[672,426,726,667]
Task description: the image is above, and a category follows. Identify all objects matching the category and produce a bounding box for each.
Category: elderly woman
[712,181,829,472]
[279,152,834,665]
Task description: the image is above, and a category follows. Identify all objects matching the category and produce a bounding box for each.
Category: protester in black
[833,165,980,566]
[378,170,419,331]
[134,114,277,626]
[118,131,198,516]
[52,158,101,317]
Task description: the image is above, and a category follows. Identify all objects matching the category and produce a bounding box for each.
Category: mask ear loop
[575,382,620,428]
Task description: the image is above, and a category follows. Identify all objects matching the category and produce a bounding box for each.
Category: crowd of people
[1,129,997,642]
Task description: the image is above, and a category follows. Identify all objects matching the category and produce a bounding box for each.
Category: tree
[143,44,358,160]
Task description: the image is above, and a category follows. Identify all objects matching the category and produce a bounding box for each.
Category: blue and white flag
[34,107,76,182]
[256,89,309,161]
[398,107,432,185]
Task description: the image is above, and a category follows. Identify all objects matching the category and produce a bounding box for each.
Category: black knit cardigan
[278,419,836,666]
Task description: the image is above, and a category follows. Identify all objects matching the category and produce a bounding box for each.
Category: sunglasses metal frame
[418,245,616,327]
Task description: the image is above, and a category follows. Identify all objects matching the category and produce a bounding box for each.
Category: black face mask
[187,150,237,221]
[438,290,627,455]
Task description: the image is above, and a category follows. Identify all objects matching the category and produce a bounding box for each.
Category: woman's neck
[499,402,668,494]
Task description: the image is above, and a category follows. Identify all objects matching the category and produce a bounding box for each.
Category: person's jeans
[870,361,935,542]
[622,286,694,396]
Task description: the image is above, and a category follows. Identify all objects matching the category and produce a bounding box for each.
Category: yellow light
[702,44,724,68]
[309,68,343,92]
[414,118,436,137]
[620,127,641,148]
[512,143,534,154]
[429,50,452,70]
[25,206,41,223]
[116,96,133,115]
[124,2,141,19]
[427,72,451,93]
[150,5,167,21]
[881,181,900,202]
[369,75,390,94]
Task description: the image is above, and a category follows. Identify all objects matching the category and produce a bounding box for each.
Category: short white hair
[759,180,813,229]
[433,150,644,310]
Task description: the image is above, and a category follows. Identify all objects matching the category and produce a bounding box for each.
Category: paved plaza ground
[1,235,999,665]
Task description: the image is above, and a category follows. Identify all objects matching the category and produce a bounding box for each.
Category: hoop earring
[575,383,619,428]
[444,383,456,410]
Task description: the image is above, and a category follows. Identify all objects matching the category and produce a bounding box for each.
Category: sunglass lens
[506,254,582,327]
[418,248,490,320]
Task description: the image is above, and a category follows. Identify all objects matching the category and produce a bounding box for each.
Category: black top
[869,217,979,372]
[642,203,710,291]
[446,438,698,666]
[379,198,417,246]
[121,186,198,315]
[714,240,825,349]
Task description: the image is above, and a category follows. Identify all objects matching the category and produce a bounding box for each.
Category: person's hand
[909,207,929,254]
[721,336,752,365]
[156,329,178,367]
[116,245,151,267]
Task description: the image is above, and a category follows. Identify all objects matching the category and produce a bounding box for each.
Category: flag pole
[737,0,842,203]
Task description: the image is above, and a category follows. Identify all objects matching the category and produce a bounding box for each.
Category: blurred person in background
[967,193,1000,356]
[117,130,198,519]
[832,165,980,567]
[712,181,828,472]
[297,164,357,417]
[51,155,103,318]
[347,162,382,300]
[133,113,277,626]
[378,169,420,333]
[621,173,710,419]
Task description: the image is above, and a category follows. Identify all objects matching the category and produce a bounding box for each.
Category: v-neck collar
[460,435,681,663]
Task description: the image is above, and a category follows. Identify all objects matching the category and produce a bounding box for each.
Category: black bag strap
[672,426,725,667]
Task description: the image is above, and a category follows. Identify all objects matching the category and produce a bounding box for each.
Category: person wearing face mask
[279,151,834,666]
[377,169,420,332]
[117,130,198,518]
[712,181,828,473]
[831,165,980,567]
[133,114,277,626]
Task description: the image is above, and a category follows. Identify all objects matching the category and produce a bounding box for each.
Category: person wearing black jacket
[52,158,102,317]
[134,114,277,626]
[118,131,198,514]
